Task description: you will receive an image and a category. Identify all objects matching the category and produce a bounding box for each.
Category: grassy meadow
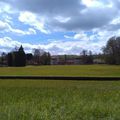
[0,65,120,77]
[0,80,120,119]
[0,65,120,119]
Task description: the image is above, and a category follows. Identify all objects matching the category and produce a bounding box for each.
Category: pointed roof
[19,45,24,52]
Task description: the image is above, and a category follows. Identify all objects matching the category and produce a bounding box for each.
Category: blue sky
[0,0,120,55]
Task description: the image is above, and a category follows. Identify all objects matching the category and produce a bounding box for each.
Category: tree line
[1,46,51,67]
[0,36,120,66]
[80,36,120,65]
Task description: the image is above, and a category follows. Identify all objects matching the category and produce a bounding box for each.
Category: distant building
[51,56,59,65]
[93,58,105,64]
[51,56,64,65]
[51,55,82,65]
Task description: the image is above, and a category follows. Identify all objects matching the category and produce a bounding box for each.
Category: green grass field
[0,80,120,120]
[0,65,120,119]
[0,65,120,77]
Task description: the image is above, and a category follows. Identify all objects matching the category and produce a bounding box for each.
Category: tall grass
[0,80,120,119]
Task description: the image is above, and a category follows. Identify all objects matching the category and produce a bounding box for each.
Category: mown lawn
[0,80,120,120]
[0,65,120,77]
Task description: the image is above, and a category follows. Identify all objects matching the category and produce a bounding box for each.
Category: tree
[46,52,51,65]
[26,53,33,61]
[33,48,44,64]
[103,36,120,64]
[7,45,26,67]
[33,49,51,65]
[7,53,13,66]
[81,50,93,64]
[87,51,93,64]
[17,45,26,66]
[64,54,67,64]
[81,50,87,64]
[1,52,7,66]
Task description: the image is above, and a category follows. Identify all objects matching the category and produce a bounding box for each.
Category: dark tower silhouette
[7,45,26,67]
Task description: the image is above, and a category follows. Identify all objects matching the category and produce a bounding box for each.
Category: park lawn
[0,80,120,119]
[0,65,120,77]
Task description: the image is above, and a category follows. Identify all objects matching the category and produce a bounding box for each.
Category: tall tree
[103,36,120,64]
[33,48,45,64]
[81,50,93,64]
[33,49,51,65]
[18,45,26,66]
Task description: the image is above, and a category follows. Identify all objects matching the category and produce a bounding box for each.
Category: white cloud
[9,27,36,35]
[0,0,119,32]
[74,32,88,41]
[3,15,13,24]
[0,37,20,48]
[0,2,17,14]
[82,0,113,8]
[0,36,103,55]
[0,0,120,54]
[110,17,120,25]
[64,35,73,39]
[82,0,98,7]
[64,32,89,41]
[27,28,36,34]
[0,20,36,35]
[18,11,50,34]
[0,21,8,30]
[54,16,71,23]
[0,2,11,13]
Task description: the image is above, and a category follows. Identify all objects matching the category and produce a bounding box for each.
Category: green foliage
[103,36,120,64]
[0,80,120,119]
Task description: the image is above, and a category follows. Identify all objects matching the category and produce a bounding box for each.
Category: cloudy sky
[0,0,120,55]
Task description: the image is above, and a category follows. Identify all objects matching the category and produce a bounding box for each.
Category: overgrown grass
[0,80,120,119]
[0,65,120,77]
[0,65,120,119]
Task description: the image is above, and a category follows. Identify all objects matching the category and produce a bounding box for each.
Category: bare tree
[1,52,6,66]
[32,48,51,65]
